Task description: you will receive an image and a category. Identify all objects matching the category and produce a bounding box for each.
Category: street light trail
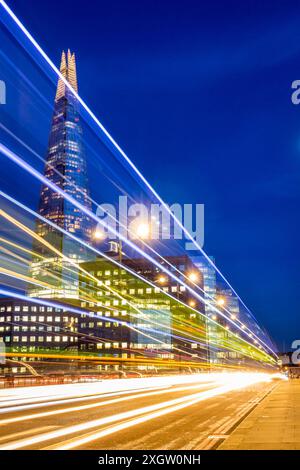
[0,188,277,361]
[0,0,268,333]
[0,372,275,450]
[0,122,258,338]
[0,374,218,407]
[0,382,219,425]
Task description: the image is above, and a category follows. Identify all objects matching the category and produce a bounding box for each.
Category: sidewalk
[219,380,300,450]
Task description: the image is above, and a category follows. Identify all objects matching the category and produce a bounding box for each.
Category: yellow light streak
[0,373,276,450]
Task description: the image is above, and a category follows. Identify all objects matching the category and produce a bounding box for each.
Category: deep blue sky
[5,0,300,348]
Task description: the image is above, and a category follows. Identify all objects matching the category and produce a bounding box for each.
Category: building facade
[77,254,208,368]
[30,50,92,300]
[0,52,91,364]
[0,298,78,353]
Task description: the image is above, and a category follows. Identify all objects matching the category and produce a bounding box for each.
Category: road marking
[201,382,278,450]
[0,426,58,444]
[0,375,276,450]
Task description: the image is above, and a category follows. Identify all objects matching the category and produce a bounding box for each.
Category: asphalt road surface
[0,373,276,450]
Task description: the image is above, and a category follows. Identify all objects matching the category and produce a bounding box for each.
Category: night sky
[4,0,300,348]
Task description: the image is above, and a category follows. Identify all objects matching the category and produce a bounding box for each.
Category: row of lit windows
[104,286,184,295]
[2,336,77,343]
[87,269,127,278]
[81,322,119,328]
[96,342,128,349]
[80,311,127,319]
[0,326,77,333]
[0,306,62,313]
[0,316,77,323]
[84,284,186,295]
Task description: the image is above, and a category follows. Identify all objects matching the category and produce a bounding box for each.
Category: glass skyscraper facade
[30,50,92,299]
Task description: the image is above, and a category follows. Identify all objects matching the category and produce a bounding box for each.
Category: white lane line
[52,379,268,450]
[199,382,277,449]
[0,426,59,443]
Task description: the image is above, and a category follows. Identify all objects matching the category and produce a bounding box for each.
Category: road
[0,373,278,450]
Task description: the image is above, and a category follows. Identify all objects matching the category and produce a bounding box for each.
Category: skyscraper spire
[55,49,78,102]
[67,50,78,93]
[55,50,67,102]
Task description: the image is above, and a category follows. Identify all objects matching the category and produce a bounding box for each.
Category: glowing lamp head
[136,222,150,239]
[188,272,198,283]
[157,275,167,284]
[94,229,105,240]
[217,297,225,306]
[189,300,196,308]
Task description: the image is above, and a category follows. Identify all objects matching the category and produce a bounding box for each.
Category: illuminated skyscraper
[30,50,91,299]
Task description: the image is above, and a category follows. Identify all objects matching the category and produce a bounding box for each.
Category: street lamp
[93,229,105,241]
[187,271,199,283]
[216,296,225,307]
[157,275,167,284]
[135,222,150,239]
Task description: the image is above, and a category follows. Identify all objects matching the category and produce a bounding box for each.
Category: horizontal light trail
[0,287,203,361]
[0,385,179,414]
[0,2,278,368]
[0,211,185,353]
[56,376,269,450]
[0,0,267,333]
[0,190,277,362]
[0,216,262,364]
[0,144,269,354]
[0,266,53,289]
[0,373,243,405]
[0,373,228,407]
[0,382,219,425]
[0,124,248,335]
[0,192,212,349]
[0,207,206,357]
[0,373,275,450]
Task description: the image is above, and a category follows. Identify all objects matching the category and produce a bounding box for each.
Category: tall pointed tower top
[55,49,78,102]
